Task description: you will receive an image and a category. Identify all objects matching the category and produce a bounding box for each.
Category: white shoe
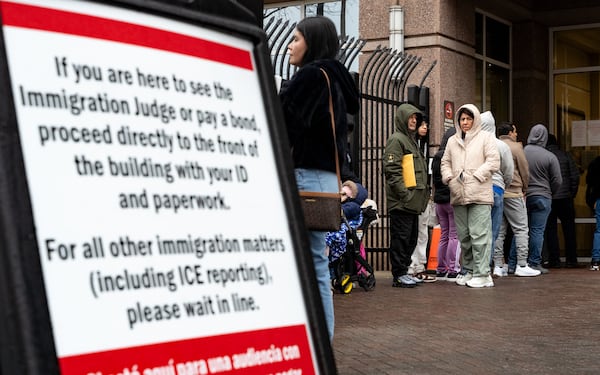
[493,266,507,277]
[515,265,541,277]
[455,273,472,286]
[466,275,494,288]
[407,274,424,284]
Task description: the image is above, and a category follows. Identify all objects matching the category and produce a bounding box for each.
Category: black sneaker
[590,261,600,271]
[530,264,549,274]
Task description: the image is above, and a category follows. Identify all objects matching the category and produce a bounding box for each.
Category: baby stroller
[328,201,379,294]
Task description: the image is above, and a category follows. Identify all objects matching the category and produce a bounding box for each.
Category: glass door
[552,25,600,255]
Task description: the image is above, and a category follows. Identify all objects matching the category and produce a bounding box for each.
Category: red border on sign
[0,1,254,70]
[59,325,315,375]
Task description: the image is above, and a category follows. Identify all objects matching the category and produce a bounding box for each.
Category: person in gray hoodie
[480,112,514,275]
[515,124,562,274]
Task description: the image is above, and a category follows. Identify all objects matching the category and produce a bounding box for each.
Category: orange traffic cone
[426,224,441,272]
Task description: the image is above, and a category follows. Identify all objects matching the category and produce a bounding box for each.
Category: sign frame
[0,0,336,374]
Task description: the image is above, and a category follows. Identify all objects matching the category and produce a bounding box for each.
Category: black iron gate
[266,20,425,271]
[358,48,422,270]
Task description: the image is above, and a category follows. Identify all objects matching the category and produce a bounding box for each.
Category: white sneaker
[466,275,494,288]
[407,274,424,284]
[515,264,541,277]
[493,266,507,278]
[455,273,472,286]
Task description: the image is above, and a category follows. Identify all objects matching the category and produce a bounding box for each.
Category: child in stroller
[327,180,379,294]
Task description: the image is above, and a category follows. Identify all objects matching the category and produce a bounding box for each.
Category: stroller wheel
[361,274,376,291]
[342,282,353,294]
[340,274,353,294]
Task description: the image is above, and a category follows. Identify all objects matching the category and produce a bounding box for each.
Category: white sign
[1,0,318,374]
[571,120,587,147]
[588,120,600,146]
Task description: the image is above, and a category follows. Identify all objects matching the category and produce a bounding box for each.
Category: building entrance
[551,25,600,255]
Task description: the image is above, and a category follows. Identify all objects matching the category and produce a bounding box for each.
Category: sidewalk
[332,267,600,375]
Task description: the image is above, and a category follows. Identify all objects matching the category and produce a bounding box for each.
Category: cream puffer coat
[441,104,500,206]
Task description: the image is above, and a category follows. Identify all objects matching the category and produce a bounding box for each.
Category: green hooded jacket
[383,103,429,214]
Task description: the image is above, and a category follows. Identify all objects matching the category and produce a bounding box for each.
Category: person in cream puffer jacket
[441,104,500,288]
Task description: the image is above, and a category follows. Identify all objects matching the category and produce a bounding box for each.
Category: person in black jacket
[587,156,600,270]
[432,127,460,280]
[279,16,359,340]
[409,118,437,282]
[543,134,580,268]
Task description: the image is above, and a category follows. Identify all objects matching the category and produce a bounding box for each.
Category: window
[264,1,360,76]
[551,25,600,222]
[264,1,358,39]
[475,12,511,122]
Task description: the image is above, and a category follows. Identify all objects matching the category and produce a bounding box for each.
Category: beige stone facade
[360,0,600,150]
[264,0,600,254]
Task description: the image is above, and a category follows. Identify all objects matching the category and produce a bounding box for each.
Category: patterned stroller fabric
[328,199,379,294]
[327,212,363,263]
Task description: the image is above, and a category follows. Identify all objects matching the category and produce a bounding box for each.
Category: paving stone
[332,268,600,374]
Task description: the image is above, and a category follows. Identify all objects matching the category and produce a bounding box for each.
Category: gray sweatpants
[494,196,529,267]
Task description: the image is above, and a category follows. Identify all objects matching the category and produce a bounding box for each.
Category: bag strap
[320,68,342,191]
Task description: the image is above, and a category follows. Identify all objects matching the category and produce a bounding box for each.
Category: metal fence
[265,20,424,271]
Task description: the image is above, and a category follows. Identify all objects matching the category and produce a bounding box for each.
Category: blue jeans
[490,187,504,266]
[593,198,600,261]
[295,168,338,340]
[525,195,552,267]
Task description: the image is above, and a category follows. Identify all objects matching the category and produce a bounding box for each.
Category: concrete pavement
[332,267,600,374]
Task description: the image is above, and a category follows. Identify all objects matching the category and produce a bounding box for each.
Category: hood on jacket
[394,103,422,137]
[527,123,548,147]
[480,111,496,134]
[342,180,368,203]
[454,104,482,139]
[354,182,368,204]
[434,127,456,158]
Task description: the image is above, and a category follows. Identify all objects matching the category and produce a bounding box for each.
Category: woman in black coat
[279,16,359,340]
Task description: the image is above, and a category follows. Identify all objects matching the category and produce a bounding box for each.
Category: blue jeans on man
[508,195,551,270]
[490,186,504,266]
[593,198,600,262]
[526,195,552,267]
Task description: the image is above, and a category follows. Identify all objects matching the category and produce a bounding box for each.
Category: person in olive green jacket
[383,103,430,288]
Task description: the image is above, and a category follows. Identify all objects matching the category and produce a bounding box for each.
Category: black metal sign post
[0,0,336,374]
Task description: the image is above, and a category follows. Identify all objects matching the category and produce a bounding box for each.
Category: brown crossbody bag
[298,68,342,231]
